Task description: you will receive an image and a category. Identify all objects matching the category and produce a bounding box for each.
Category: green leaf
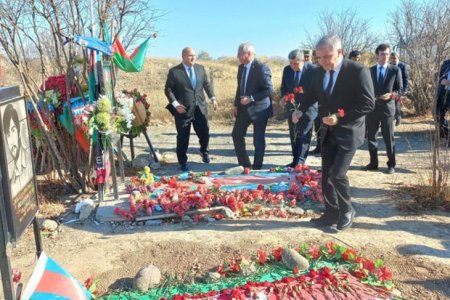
[300,242,308,254]
[375,258,384,268]
[365,273,380,285]
[382,280,394,289]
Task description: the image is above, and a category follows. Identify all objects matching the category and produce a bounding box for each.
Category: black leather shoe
[201,152,210,163]
[308,148,321,155]
[252,165,262,170]
[285,162,297,168]
[310,212,339,227]
[180,164,189,172]
[386,167,395,174]
[336,210,355,230]
[361,164,378,171]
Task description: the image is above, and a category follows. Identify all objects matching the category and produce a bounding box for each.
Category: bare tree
[302,7,379,56]
[388,0,450,206]
[0,0,163,192]
[388,0,450,114]
[197,50,212,61]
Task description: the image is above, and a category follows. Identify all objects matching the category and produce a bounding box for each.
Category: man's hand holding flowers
[323,109,345,126]
[378,92,395,101]
[292,110,303,124]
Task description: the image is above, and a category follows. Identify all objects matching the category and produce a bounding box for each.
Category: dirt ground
[6,117,450,300]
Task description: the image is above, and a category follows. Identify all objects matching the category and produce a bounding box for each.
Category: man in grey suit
[232,42,273,170]
[165,47,218,171]
[280,49,317,167]
[300,35,375,230]
[363,44,403,174]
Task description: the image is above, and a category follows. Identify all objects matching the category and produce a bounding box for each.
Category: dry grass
[394,184,450,212]
[392,119,450,213]
[36,180,67,218]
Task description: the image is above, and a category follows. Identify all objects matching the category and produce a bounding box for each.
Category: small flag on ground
[21,252,91,300]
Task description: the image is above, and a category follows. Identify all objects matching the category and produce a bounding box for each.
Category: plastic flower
[95,112,111,131]
[97,96,112,112]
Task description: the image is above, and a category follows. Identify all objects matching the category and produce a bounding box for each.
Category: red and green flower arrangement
[114,165,323,221]
[101,242,395,300]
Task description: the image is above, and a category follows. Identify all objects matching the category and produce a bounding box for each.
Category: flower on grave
[272,247,283,261]
[95,112,111,131]
[257,250,268,265]
[97,96,112,112]
[377,266,393,281]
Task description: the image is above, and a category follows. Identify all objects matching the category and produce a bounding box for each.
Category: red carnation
[294,86,304,94]
[12,269,21,283]
[337,108,345,118]
[390,92,400,101]
[284,93,295,104]
[272,247,283,261]
[377,266,393,281]
[342,248,357,262]
[257,250,268,264]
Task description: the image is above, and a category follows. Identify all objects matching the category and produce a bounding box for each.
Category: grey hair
[182,47,194,56]
[315,35,342,52]
[288,49,304,60]
[238,42,256,55]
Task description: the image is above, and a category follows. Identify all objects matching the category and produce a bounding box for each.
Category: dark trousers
[437,91,450,137]
[321,132,356,214]
[312,116,321,150]
[367,112,395,168]
[288,116,313,164]
[175,106,209,165]
[232,110,268,169]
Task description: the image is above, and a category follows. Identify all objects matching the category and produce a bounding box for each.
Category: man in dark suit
[280,49,317,167]
[390,52,408,126]
[363,44,403,174]
[232,42,273,170]
[348,50,361,62]
[165,47,218,171]
[300,35,375,231]
[390,52,409,94]
[435,59,450,139]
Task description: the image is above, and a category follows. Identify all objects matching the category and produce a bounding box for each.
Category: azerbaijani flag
[112,37,150,72]
[21,252,92,300]
[71,34,152,73]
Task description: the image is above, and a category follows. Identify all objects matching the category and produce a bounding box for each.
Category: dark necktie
[325,70,335,98]
[294,71,300,86]
[189,67,196,88]
[240,66,247,95]
[378,66,384,86]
